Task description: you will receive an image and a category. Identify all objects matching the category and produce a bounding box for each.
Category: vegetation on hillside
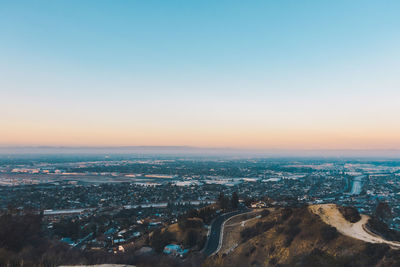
[218,192,239,212]
[366,217,400,242]
[0,210,200,266]
[204,206,400,267]
[338,206,361,223]
[2,202,400,267]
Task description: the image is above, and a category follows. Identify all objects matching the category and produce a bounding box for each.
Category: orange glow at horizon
[2,121,400,150]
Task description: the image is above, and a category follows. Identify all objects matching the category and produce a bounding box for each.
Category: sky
[1,0,400,150]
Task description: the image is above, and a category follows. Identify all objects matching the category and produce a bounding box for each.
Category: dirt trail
[309,204,400,249]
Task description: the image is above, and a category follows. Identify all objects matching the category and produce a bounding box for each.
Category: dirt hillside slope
[204,206,400,267]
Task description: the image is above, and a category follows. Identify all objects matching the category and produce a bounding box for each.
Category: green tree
[374,201,392,223]
[231,191,239,210]
[184,230,198,247]
[218,192,230,211]
[150,229,175,253]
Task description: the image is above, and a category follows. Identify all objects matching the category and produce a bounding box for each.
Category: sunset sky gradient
[1,1,400,149]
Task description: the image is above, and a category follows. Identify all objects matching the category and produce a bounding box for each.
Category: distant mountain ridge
[1,146,400,158]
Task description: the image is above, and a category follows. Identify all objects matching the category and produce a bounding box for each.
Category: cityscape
[1,153,400,266]
[2,0,400,266]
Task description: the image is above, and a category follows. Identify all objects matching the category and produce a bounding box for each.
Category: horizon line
[1,145,400,151]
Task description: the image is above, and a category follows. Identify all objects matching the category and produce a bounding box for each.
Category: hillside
[204,206,400,267]
[309,204,400,249]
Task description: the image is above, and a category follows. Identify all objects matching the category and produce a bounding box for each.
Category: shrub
[288,218,301,227]
[269,245,275,253]
[150,229,175,252]
[320,225,338,242]
[294,248,339,267]
[280,208,293,222]
[363,243,390,265]
[240,221,276,242]
[366,217,400,242]
[269,258,277,265]
[260,209,270,218]
[284,226,301,247]
[178,217,203,230]
[374,202,392,223]
[338,206,361,223]
[276,226,284,234]
[249,245,256,254]
[184,230,198,247]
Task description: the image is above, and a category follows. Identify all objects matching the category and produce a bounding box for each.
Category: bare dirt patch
[309,204,400,249]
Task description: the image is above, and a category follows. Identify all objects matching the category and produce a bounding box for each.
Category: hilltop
[309,204,400,249]
[204,205,400,267]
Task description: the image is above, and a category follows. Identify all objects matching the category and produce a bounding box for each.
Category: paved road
[350,175,366,195]
[203,209,248,256]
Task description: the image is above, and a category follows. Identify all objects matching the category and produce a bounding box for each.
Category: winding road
[203,208,248,256]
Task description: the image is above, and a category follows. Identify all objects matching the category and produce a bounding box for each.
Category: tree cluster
[279,207,293,223]
[177,206,217,229]
[184,230,199,247]
[338,206,361,223]
[177,217,203,230]
[374,201,392,223]
[150,229,176,253]
[366,217,400,242]
[218,192,239,212]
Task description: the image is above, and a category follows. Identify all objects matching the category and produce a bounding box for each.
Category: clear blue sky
[1,1,400,148]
